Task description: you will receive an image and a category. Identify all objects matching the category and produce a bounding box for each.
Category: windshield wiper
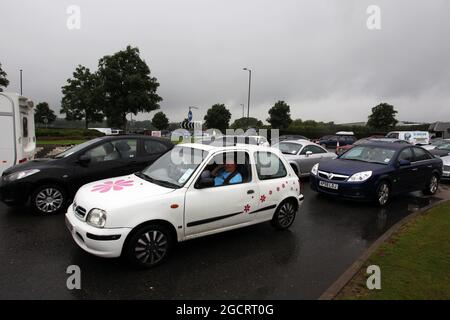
[135,172,179,189]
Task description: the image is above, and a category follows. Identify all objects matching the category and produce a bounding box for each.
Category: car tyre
[271,199,297,230]
[423,174,439,195]
[31,184,67,215]
[376,181,390,206]
[124,224,173,268]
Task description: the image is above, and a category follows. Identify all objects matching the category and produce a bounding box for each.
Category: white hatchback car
[65,143,304,268]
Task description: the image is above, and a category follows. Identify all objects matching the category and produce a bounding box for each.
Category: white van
[0,92,36,176]
[89,128,123,135]
[386,131,430,145]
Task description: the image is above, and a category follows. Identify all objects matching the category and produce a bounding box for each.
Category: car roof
[98,134,173,144]
[278,139,313,145]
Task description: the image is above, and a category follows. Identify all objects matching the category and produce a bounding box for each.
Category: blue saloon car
[310,143,443,205]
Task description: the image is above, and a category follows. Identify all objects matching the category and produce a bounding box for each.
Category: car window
[300,145,326,155]
[437,143,450,151]
[84,139,137,162]
[278,142,302,155]
[398,148,414,162]
[143,139,168,154]
[254,152,287,180]
[197,151,251,188]
[22,117,28,138]
[387,133,399,139]
[413,147,432,162]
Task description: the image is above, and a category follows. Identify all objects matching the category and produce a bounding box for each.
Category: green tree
[152,111,169,130]
[97,45,162,130]
[204,104,231,132]
[267,100,292,129]
[61,65,104,129]
[230,117,263,129]
[0,63,9,91]
[34,102,56,126]
[367,103,398,131]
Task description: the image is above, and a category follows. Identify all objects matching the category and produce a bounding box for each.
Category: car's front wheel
[271,199,297,230]
[31,184,67,215]
[376,181,390,206]
[423,174,439,195]
[124,224,173,268]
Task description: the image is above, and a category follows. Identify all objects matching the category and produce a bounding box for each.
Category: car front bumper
[65,206,132,258]
[0,178,33,205]
[442,170,450,180]
[309,174,376,201]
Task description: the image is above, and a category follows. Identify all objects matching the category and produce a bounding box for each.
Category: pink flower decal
[269,190,273,195]
[260,195,266,202]
[244,204,251,213]
[91,179,134,193]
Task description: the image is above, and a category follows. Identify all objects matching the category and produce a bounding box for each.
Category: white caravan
[0,92,36,176]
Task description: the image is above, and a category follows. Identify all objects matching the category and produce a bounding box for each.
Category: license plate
[319,180,339,190]
[65,216,73,232]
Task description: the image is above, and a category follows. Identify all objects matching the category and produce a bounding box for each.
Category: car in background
[427,140,450,157]
[317,134,356,149]
[65,143,304,268]
[278,135,309,142]
[310,143,442,206]
[335,136,385,155]
[386,131,430,145]
[0,135,173,215]
[274,140,336,177]
[441,155,450,180]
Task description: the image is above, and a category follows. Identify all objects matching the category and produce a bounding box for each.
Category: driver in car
[209,159,243,186]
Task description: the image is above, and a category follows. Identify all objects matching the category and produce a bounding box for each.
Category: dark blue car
[310,143,443,205]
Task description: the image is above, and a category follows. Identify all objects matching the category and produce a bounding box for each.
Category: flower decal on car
[91,179,134,193]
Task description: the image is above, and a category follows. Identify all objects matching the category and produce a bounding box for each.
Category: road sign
[188,110,193,122]
[180,120,202,129]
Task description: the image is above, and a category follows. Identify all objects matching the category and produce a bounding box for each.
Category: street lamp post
[20,69,23,95]
[243,68,252,128]
[240,104,245,118]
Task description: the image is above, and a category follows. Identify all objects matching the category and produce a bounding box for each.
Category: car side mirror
[196,177,215,189]
[78,154,91,165]
[398,159,411,167]
[305,151,313,157]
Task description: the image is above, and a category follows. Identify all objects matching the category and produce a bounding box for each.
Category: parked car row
[0,133,445,269]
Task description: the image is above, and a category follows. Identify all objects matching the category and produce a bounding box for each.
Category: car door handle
[412,168,419,171]
[247,190,255,194]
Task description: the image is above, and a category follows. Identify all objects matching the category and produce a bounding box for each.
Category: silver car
[274,140,337,177]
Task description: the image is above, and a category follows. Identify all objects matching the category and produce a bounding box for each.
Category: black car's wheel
[271,199,298,230]
[124,224,173,268]
[31,184,67,215]
[376,181,390,206]
[423,174,439,195]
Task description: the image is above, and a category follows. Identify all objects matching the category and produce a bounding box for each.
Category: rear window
[254,152,287,180]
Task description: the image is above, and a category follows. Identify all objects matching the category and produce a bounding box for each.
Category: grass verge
[337,201,450,300]
[37,139,87,145]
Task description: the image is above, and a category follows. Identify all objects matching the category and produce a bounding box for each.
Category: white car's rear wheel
[271,199,297,230]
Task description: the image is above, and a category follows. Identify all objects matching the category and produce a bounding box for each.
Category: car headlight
[4,169,40,182]
[86,208,107,228]
[311,163,319,176]
[348,171,373,182]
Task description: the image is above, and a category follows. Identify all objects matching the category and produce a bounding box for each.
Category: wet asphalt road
[0,180,449,300]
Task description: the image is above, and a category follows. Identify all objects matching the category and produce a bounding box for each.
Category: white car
[65,143,304,268]
[441,155,450,180]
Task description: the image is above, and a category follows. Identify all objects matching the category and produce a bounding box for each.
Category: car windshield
[339,145,396,164]
[138,146,208,188]
[54,138,103,158]
[277,142,302,155]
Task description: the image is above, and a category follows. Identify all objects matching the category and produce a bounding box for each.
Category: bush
[36,128,105,139]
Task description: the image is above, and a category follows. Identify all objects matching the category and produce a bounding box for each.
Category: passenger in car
[210,159,243,186]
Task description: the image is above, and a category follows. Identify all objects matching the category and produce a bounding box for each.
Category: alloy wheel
[35,188,64,213]
[378,183,389,206]
[429,175,438,194]
[134,230,168,266]
[278,202,296,227]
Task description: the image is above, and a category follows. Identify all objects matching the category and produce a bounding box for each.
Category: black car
[0,135,173,214]
[310,143,442,206]
[318,135,356,148]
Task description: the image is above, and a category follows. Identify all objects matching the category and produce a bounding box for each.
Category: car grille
[74,204,87,219]
[444,165,450,172]
[318,170,349,181]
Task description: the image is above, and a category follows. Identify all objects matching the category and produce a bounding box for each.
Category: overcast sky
[1,0,450,124]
